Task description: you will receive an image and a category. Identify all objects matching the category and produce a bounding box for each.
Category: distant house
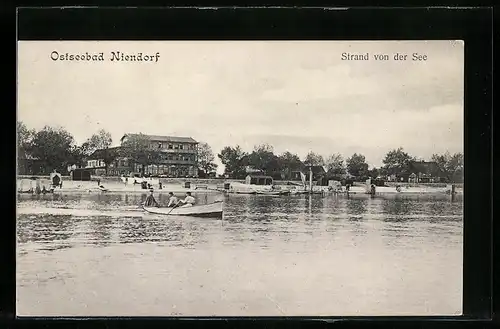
[245,175,273,185]
[86,146,123,176]
[407,161,447,183]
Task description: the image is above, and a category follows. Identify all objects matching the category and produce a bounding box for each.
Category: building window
[179,144,184,150]
[158,142,162,149]
[168,144,173,149]
[174,144,179,150]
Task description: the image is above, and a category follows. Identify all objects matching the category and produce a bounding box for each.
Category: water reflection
[86,216,114,245]
[346,198,367,217]
[16,191,464,316]
[17,192,463,252]
[17,214,75,245]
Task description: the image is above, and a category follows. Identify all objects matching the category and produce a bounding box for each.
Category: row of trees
[18,122,218,175]
[18,121,463,182]
[217,144,464,182]
[216,143,373,180]
[18,122,116,174]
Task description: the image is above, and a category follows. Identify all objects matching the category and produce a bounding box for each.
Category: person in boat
[177,192,196,208]
[144,189,159,207]
[167,192,179,207]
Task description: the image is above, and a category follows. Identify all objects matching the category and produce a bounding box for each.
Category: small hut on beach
[245,175,273,186]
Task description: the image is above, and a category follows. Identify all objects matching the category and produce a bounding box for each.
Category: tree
[278,151,303,179]
[30,126,76,174]
[197,142,218,174]
[67,145,86,168]
[81,129,113,156]
[304,151,324,166]
[248,144,280,176]
[446,152,464,183]
[382,147,416,176]
[367,167,380,179]
[17,121,35,158]
[431,152,463,183]
[325,153,346,177]
[100,148,120,175]
[431,153,449,176]
[120,133,154,175]
[82,129,114,174]
[346,153,369,178]
[218,145,248,178]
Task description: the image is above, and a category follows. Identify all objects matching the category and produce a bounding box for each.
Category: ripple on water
[16,192,463,316]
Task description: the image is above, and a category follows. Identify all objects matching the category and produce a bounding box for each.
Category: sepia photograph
[17,40,464,317]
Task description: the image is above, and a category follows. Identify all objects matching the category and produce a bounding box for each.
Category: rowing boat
[142,201,223,218]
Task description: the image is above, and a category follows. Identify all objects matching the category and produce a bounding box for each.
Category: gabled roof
[121,134,198,144]
[88,146,122,159]
[246,174,273,179]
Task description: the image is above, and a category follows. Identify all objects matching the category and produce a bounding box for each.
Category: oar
[167,202,180,215]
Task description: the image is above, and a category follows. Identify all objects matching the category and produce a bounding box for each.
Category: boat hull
[255,191,290,196]
[143,202,223,218]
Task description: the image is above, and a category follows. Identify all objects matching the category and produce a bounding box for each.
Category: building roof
[121,134,198,144]
[88,146,122,159]
[409,161,445,176]
[72,168,93,172]
[246,174,273,179]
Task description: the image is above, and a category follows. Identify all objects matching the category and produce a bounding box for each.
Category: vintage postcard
[17,40,464,316]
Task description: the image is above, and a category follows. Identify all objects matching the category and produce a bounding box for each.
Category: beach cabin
[245,175,273,186]
[70,168,92,181]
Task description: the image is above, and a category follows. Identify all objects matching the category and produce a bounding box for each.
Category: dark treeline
[18,121,463,182]
[217,144,464,183]
[17,121,219,176]
[18,121,115,175]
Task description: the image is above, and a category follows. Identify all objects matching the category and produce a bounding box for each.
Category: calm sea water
[16,192,463,316]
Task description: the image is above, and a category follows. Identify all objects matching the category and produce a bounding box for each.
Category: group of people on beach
[144,190,196,208]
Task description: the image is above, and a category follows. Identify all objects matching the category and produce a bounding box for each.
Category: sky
[17,41,464,174]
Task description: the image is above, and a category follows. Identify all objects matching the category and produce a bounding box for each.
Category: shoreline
[16,176,463,197]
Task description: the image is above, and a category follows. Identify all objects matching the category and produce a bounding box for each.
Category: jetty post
[309,166,313,193]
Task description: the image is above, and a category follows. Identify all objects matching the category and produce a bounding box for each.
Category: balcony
[155,149,197,154]
[157,160,197,165]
